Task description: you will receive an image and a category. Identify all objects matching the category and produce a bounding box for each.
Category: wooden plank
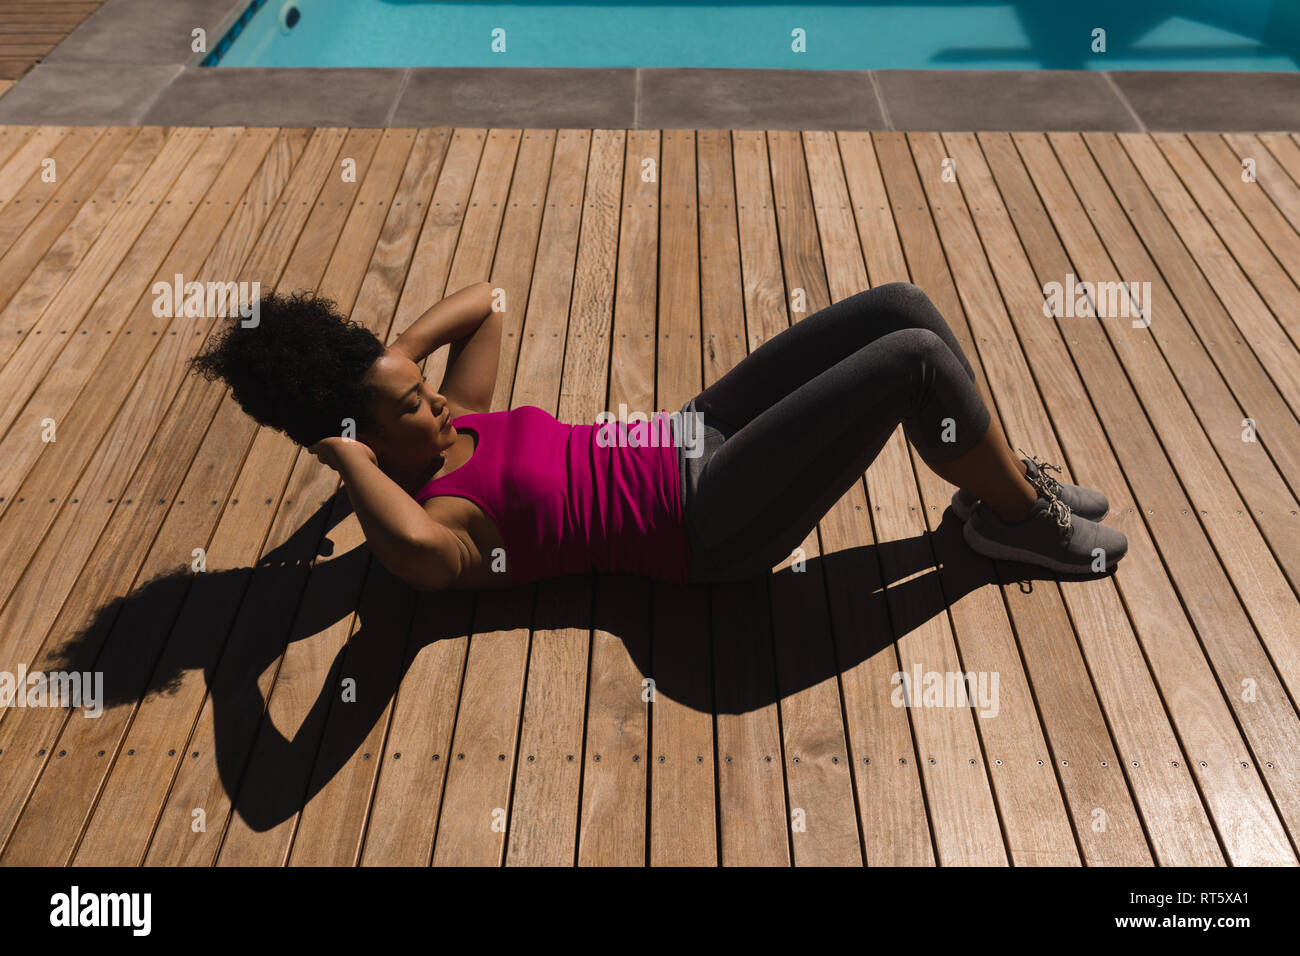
[0,125,102,261]
[1116,133,1300,409]
[510,130,633,867]
[70,129,436,866]
[0,126,72,210]
[116,128,364,866]
[159,129,391,867]
[1249,133,1300,234]
[575,129,655,866]
[1048,130,1300,618]
[697,129,789,866]
[876,132,1088,864]
[1189,134,1300,292]
[0,125,37,170]
[1008,132,1300,847]
[0,129,209,647]
[0,42,60,55]
[0,129,279,864]
[818,131,936,866]
[1072,133,1300,511]
[827,131,1081,865]
[755,130,869,865]
[287,130,512,867]
[955,131,1223,866]
[644,128,716,866]
[499,129,597,867]
[206,130,424,868]
[1033,130,1300,849]
[51,130,307,869]
[900,129,1158,865]
[0,127,189,444]
[0,127,135,315]
[960,129,1285,864]
[1153,134,1300,352]
[361,129,526,869]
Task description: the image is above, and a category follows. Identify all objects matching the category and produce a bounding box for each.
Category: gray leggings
[672,282,991,584]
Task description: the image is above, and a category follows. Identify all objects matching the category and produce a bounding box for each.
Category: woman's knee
[888,325,950,363]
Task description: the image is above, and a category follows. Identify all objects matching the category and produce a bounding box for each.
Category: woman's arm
[392,279,501,414]
[312,439,467,591]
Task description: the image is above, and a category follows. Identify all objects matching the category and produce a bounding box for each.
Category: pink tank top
[412,405,689,585]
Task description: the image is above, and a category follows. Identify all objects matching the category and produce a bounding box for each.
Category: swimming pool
[206,0,1300,71]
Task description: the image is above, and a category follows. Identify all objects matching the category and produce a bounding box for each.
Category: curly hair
[187,289,387,447]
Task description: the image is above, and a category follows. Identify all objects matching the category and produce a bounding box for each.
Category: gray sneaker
[963,495,1128,574]
[951,453,1109,523]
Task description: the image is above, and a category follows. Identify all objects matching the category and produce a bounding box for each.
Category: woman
[187,280,1127,591]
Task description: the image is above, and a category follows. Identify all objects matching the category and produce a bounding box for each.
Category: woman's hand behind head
[309,435,378,471]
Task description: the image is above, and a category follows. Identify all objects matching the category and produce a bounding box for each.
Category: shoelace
[1017,448,1065,500]
[1017,448,1073,536]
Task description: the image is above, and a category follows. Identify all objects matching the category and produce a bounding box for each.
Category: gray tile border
[1109,71,1300,132]
[873,70,1142,131]
[391,68,637,129]
[5,0,1299,132]
[140,67,407,127]
[0,63,185,125]
[639,68,884,130]
[41,0,238,66]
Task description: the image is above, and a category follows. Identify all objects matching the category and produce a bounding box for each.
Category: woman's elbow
[393,530,465,592]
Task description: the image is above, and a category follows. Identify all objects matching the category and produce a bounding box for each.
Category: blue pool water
[209,0,1300,70]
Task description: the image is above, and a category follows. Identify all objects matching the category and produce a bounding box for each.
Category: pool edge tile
[391,68,637,128]
[639,68,883,130]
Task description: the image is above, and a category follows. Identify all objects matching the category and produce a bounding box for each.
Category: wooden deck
[0,0,106,90]
[0,124,1298,866]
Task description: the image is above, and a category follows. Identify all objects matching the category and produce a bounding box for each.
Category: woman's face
[357,348,457,468]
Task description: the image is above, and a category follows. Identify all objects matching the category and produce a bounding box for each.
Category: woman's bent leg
[686,326,990,583]
[690,282,977,439]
